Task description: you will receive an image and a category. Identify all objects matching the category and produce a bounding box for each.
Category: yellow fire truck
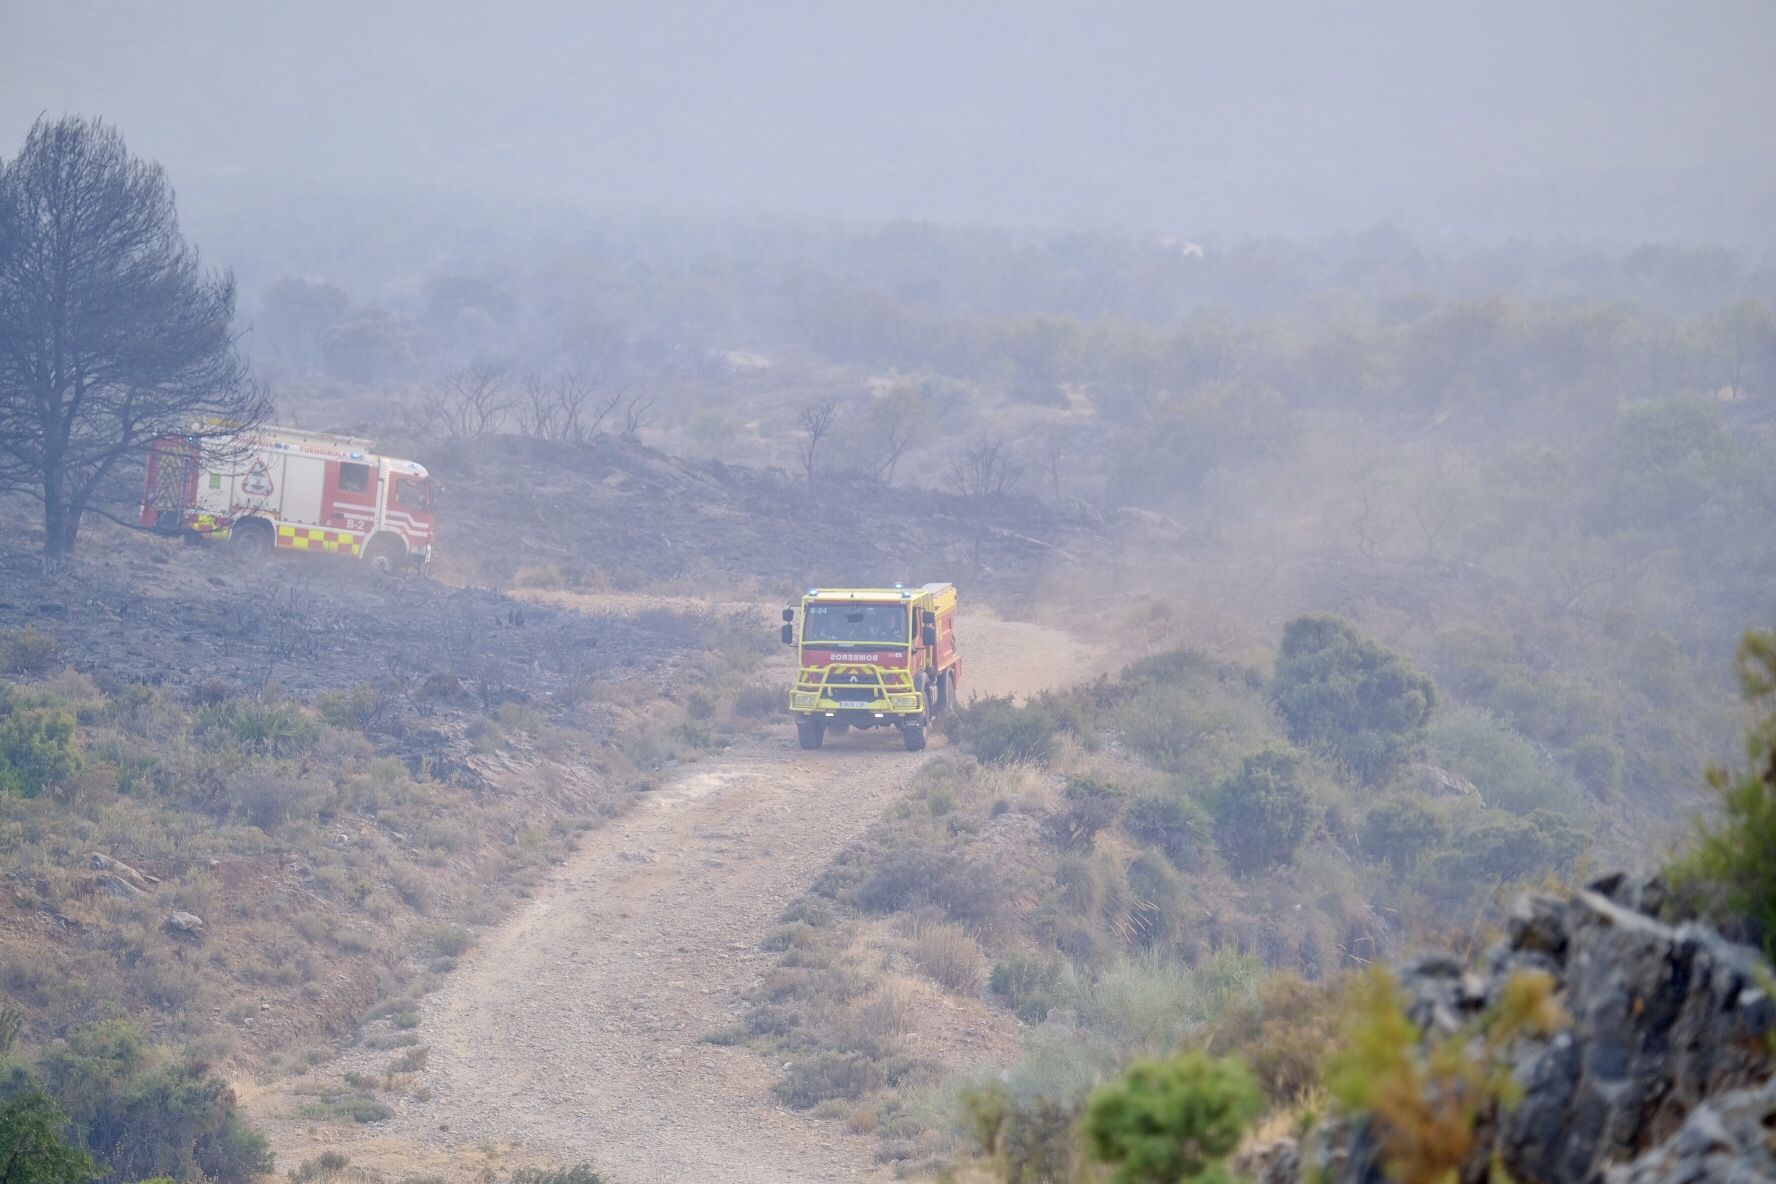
[781,583,961,751]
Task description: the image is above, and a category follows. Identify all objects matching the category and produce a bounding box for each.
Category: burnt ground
[0,430,1120,715]
[417,433,1115,600]
[0,525,697,710]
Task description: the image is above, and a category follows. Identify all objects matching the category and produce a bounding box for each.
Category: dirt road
[267,610,1097,1183]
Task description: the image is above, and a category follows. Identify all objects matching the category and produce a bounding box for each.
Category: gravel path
[260,612,1098,1183]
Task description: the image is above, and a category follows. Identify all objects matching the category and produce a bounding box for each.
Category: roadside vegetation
[722,619,1776,1181]
[0,600,774,1171]
[725,610,1607,1172]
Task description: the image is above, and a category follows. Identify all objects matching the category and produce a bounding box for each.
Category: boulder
[88,852,158,891]
[164,911,206,934]
[1314,876,1776,1184]
[1604,1076,1776,1184]
[1491,888,1776,1184]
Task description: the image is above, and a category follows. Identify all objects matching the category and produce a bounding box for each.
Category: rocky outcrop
[1604,1076,1776,1184]
[1298,873,1776,1184]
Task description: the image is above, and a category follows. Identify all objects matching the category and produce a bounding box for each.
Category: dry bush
[848,983,918,1043]
[732,679,783,719]
[910,922,985,994]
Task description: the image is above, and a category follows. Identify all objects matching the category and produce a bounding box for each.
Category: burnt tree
[0,116,266,560]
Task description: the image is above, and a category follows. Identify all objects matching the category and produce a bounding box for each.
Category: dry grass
[910,921,985,994]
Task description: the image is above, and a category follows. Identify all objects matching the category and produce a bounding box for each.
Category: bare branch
[950,437,1023,499]
[796,399,837,484]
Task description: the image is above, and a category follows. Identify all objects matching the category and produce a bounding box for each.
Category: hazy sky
[4,1,1774,245]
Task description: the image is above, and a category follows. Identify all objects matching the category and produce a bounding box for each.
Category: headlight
[888,694,920,709]
[792,692,818,709]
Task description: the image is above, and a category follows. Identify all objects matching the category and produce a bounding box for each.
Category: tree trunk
[41,485,76,562]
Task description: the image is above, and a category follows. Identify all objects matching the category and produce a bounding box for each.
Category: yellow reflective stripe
[266,523,365,554]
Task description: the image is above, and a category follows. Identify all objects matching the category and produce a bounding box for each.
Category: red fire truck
[140,425,436,571]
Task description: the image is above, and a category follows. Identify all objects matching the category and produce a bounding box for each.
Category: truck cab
[783,583,960,751]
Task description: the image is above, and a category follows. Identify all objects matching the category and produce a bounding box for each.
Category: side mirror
[781,607,795,622]
[923,623,938,647]
[780,623,795,646]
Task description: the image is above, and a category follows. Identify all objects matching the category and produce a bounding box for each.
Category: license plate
[839,701,868,709]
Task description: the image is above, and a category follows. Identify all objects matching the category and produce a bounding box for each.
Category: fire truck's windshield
[803,603,907,645]
[394,477,432,511]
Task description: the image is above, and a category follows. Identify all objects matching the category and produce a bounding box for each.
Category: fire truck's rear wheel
[229,521,272,562]
[796,718,825,750]
[901,722,927,752]
[931,671,953,718]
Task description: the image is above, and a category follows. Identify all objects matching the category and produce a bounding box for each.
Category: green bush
[949,696,1056,764]
[506,1166,607,1184]
[1271,615,1435,785]
[1042,775,1121,851]
[287,1151,351,1183]
[0,696,82,798]
[1671,630,1776,950]
[1212,750,1315,873]
[1427,706,1585,818]
[35,1021,272,1183]
[1416,809,1583,901]
[1567,734,1625,798]
[1125,850,1188,946]
[1081,1052,1262,1184]
[196,700,317,756]
[0,627,62,675]
[1123,790,1211,868]
[772,1051,883,1108]
[988,954,1078,1024]
[961,1083,1079,1184]
[1360,798,1448,874]
[0,1075,99,1184]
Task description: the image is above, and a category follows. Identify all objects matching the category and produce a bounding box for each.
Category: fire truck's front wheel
[796,718,825,750]
[229,520,273,562]
[901,722,927,752]
[364,536,405,574]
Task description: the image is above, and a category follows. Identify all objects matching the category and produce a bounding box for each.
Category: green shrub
[297,1092,392,1124]
[1360,798,1449,874]
[1427,706,1585,818]
[196,700,317,756]
[1042,775,1121,850]
[949,696,1057,765]
[1124,850,1187,946]
[1202,971,1346,1105]
[732,680,782,719]
[1121,647,1214,688]
[505,1166,607,1184]
[1084,952,1260,1055]
[1671,630,1776,949]
[0,697,82,798]
[288,1151,351,1182]
[1081,1052,1262,1184]
[961,1083,1079,1183]
[36,1021,272,1183]
[1567,734,1625,798]
[989,954,1078,1024]
[772,1051,883,1108]
[0,1077,99,1184]
[315,685,392,733]
[1416,809,1582,901]
[1212,750,1315,873]
[427,924,475,958]
[0,627,62,675]
[1124,791,1210,868]
[848,846,1009,929]
[1270,615,1435,785]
